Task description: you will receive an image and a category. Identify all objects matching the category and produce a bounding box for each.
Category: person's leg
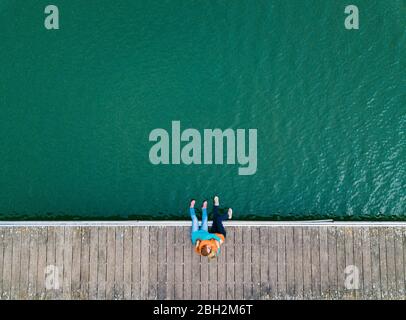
[213,205,228,222]
[213,202,219,216]
[201,200,208,231]
[211,213,228,237]
[212,196,228,219]
[211,196,230,237]
[190,200,199,233]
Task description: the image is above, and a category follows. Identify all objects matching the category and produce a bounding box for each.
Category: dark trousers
[210,205,229,238]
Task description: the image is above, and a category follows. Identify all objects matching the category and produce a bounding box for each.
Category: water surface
[0,0,405,220]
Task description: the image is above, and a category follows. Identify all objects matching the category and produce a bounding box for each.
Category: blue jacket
[191,229,221,245]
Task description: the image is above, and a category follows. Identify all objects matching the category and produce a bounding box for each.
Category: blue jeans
[190,207,208,232]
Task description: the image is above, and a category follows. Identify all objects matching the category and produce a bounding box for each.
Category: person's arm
[214,233,225,245]
[215,240,221,255]
[194,239,201,254]
[207,233,221,242]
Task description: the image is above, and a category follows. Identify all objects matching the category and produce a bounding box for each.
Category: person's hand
[195,240,200,248]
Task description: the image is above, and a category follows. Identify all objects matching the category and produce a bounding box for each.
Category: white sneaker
[228,208,233,219]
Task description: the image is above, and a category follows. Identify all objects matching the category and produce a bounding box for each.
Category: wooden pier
[0,222,405,300]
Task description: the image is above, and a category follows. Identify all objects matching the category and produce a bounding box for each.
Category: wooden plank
[132,227,141,299]
[61,228,72,299]
[268,227,278,299]
[44,227,56,300]
[226,227,235,299]
[2,228,12,299]
[190,243,201,300]
[167,227,178,299]
[234,227,243,299]
[28,228,39,299]
[10,228,22,300]
[361,227,372,299]
[217,229,227,300]
[302,227,312,299]
[148,227,158,300]
[310,227,321,298]
[251,227,261,299]
[199,220,209,300]
[174,226,184,300]
[353,227,364,299]
[36,227,48,300]
[319,227,329,299]
[259,227,269,299]
[208,238,218,301]
[183,226,192,300]
[123,227,133,300]
[80,227,90,300]
[276,227,286,298]
[243,227,252,299]
[369,227,382,299]
[327,227,338,299]
[19,228,30,300]
[385,227,397,298]
[343,227,355,299]
[88,227,99,300]
[404,228,406,299]
[394,227,405,298]
[200,258,209,299]
[97,228,107,300]
[335,227,346,299]
[114,226,124,299]
[70,227,82,299]
[293,227,303,299]
[285,227,295,298]
[378,227,388,299]
[165,227,175,299]
[54,227,64,300]
[140,227,150,299]
[0,228,4,298]
[157,227,167,300]
[105,227,116,300]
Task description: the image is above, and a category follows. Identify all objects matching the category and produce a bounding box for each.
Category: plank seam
[376,229,382,299]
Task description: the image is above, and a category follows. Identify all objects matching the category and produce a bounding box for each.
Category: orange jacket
[194,233,225,256]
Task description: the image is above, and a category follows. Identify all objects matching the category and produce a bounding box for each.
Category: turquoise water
[0,0,405,220]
